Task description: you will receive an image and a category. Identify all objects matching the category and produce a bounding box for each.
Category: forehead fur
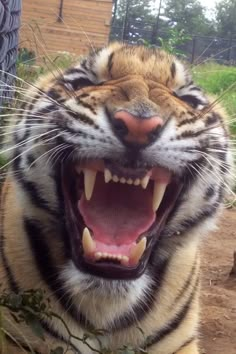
[93,42,189,90]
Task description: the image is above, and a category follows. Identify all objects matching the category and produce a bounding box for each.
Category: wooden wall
[20,0,113,58]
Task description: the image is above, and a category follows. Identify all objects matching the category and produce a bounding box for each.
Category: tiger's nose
[113,110,163,145]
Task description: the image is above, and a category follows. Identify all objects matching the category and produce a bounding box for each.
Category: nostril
[113,118,129,137]
[113,110,164,146]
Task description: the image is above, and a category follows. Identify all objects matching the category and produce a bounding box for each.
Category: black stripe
[23,218,90,329]
[64,68,86,76]
[68,111,101,130]
[170,62,176,78]
[0,183,20,292]
[174,336,195,353]
[12,156,58,217]
[205,112,221,126]
[0,187,80,351]
[19,104,57,143]
[108,52,114,73]
[27,92,44,112]
[179,201,220,232]
[173,257,198,305]
[205,185,215,200]
[179,94,204,108]
[47,88,66,104]
[60,77,93,91]
[109,257,170,331]
[76,97,96,114]
[177,116,198,127]
[190,86,201,91]
[143,278,199,349]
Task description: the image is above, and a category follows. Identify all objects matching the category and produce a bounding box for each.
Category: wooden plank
[21,24,110,38]
[22,0,112,12]
[20,0,112,57]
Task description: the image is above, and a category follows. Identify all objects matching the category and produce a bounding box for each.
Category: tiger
[0,42,233,354]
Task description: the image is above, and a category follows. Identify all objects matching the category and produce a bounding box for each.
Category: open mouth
[62,160,183,280]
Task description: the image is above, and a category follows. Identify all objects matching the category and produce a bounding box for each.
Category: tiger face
[2,42,232,352]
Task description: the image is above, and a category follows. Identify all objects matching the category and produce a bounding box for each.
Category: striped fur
[0,43,232,353]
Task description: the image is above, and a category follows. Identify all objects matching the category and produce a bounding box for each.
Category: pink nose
[114,111,163,145]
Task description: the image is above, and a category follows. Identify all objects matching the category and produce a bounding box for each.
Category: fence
[0,0,21,108]
[110,21,236,65]
[20,0,113,59]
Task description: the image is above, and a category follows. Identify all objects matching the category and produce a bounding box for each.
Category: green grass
[192,62,236,134]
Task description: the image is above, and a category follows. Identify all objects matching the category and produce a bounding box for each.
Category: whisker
[0,129,59,159]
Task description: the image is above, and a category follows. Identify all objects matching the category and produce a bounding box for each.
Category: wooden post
[122,0,130,41]
[227,34,233,63]
[151,0,163,45]
[57,0,64,22]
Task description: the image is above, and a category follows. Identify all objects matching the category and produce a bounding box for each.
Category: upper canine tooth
[82,227,96,255]
[84,168,97,200]
[120,177,126,184]
[104,169,112,183]
[130,237,147,265]
[153,182,167,212]
[141,175,150,189]
[127,178,133,185]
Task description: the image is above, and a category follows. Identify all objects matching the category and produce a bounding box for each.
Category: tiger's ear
[174,82,208,110]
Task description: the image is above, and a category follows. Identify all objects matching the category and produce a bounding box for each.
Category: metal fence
[110,21,236,65]
[0,0,21,108]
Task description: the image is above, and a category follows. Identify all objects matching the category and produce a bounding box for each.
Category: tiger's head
[9,43,231,295]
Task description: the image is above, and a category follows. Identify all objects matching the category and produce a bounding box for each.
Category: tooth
[121,256,129,265]
[120,177,126,184]
[95,252,102,260]
[127,178,133,185]
[153,182,167,212]
[82,227,95,255]
[113,175,119,182]
[104,169,112,183]
[130,238,147,265]
[141,175,150,189]
[84,169,97,200]
[134,179,140,186]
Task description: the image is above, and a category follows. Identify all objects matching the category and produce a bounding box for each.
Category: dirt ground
[200,208,236,354]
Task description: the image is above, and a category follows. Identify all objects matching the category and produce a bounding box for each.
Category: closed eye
[178,94,203,108]
[66,77,94,91]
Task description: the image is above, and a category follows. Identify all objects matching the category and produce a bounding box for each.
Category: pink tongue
[78,174,155,246]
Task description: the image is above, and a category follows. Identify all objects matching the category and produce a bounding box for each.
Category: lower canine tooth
[153,182,167,212]
[84,169,97,200]
[130,237,147,265]
[82,227,96,255]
